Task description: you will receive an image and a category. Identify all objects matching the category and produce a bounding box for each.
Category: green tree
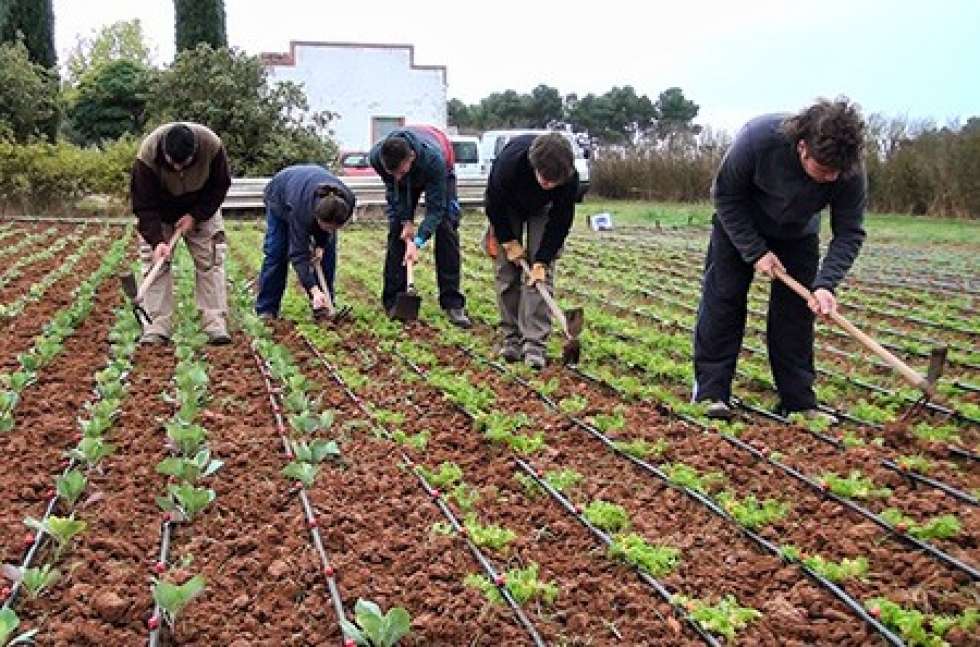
[69,59,152,144]
[0,40,59,142]
[174,0,226,53]
[64,19,154,86]
[654,87,700,147]
[0,0,56,68]
[524,84,563,128]
[147,45,336,176]
[447,98,473,130]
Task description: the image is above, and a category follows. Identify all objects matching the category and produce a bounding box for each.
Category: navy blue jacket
[264,165,355,290]
[369,128,449,243]
[712,114,867,291]
[485,134,579,264]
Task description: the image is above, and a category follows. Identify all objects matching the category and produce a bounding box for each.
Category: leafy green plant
[544,468,583,493]
[152,574,206,629]
[788,411,833,434]
[340,598,412,647]
[417,462,463,489]
[289,439,340,464]
[803,554,869,583]
[19,564,60,598]
[879,509,962,540]
[661,462,725,494]
[56,469,88,506]
[165,422,208,457]
[24,515,87,559]
[392,429,429,451]
[464,563,558,606]
[288,409,336,435]
[589,408,626,433]
[912,422,961,445]
[558,394,588,415]
[896,454,933,474]
[583,500,631,533]
[841,431,866,448]
[282,461,319,488]
[608,533,680,577]
[463,515,517,552]
[612,437,669,460]
[449,483,479,514]
[0,607,37,646]
[671,594,761,642]
[66,436,116,468]
[864,598,975,647]
[820,471,892,500]
[156,484,216,522]
[717,491,789,530]
[156,449,224,483]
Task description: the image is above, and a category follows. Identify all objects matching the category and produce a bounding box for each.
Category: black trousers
[693,223,819,412]
[382,175,465,311]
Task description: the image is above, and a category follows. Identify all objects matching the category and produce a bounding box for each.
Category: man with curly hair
[693,98,867,422]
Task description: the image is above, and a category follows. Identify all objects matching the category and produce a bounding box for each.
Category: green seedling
[289,439,340,464]
[464,562,558,606]
[912,422,961,445]
[6,370,36,393]
[0,411,13,433]
[661,462,725,494]
[612,437,669,460]
[0,608,38,645]
[820,471,892,500]
[282,461,319,488]
[463,515,517,552]
[156,449,225,483]
[340,598,412,647]
[449,483,479,514]
[896,454,933,474]
[416,462,463,489]
[392,429,429,451]
[156,484,216,522]
[152,574,206,630]
[671,594,761,642]
[78,411,113,438]
[558,394,588,415]
[55,470,87,506]
[802,554,869,583]
[717,491,789,530]
[582,500,631,533]
[19,564,60,598]
[0,390,19,414]
[589,408,626,433]
[880,509,962,541]
[165,422,209,457]
[66,436,116,468]
[288,409,336,435]
[864,598,977,646]
[24,515,87,559]
[544,468,583,493]
[608,533,680,577]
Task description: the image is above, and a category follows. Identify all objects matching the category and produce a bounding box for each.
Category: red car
[337,151,377,177]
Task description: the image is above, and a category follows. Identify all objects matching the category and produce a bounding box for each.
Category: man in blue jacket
[693,98,867,422]
[369,125,471,328]
[256,165,355,319]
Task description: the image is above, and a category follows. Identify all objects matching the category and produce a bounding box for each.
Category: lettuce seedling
[661,462,725,494]
[880,508,962,541]
[464,563,558,606]
[0,608,37,645]
[671,594,761,642]
[820,471,892,500]
[392,429,429,451]
[802,554,869,583]
[558,394,588,415]
[282,461,319,488]
[152,574,206,630]
[340,598,412,647]
[416,462,463,489]
[6,370,36,393]
[66,436,116,468]
[896,455,933,475]
[290,439,340,464]
[19,564,60,598]
[608,533,680,577]
[589,409,626,433]
[0,390,19,414]
[544,468,583,493]
[717,491,789,530]
[583,500,631,533]
[55,470,87,506]
[288,410,336,435]
[156,484,216,522]
[463,514,516,552]
[78,412,112,438]
[156,449,224,483]
[24,515,87,559]
[612,438,669,460]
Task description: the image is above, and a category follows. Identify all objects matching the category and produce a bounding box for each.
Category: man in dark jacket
[256,165,356,319]
[369,125,471,328]
[693,98,867,421]
[131,122,232,345]
[485,133,578,370]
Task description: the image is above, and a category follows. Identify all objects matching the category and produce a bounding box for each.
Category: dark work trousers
[693,223,819,412]
[382,174,465,311]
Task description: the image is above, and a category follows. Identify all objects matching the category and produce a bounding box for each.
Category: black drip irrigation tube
[0,481,62,611]
[452,347,908,646]
[296,333,547,647]
[513,459,722,647]
[248,348,349,639]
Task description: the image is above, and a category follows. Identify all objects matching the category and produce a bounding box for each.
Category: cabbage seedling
[24,515,87,559]
[340,598,412,647]
[0,607,38,645]
[55,470,87,506]
[19,564,60,598]
[152,574,206,630]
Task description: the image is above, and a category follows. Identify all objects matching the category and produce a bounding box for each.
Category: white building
[262,41,447,152]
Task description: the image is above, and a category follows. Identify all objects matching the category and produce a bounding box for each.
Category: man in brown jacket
[131,122,232,345]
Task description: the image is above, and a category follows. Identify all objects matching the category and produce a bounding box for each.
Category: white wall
[266,42,447,152]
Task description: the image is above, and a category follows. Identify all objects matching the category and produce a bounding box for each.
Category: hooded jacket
[131,122,232,247]
[264,165,356,290]
[369,127,452,243]
[712,113,867,291]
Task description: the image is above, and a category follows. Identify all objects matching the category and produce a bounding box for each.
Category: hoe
[518,259,584,365]
[120,229,185,331]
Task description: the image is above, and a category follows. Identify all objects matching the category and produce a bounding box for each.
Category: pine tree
[174,0,227,53]
[0,0,57,68]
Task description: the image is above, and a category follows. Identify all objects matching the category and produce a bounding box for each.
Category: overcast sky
[53,0,978,133]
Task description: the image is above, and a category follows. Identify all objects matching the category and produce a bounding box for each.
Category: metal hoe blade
[119,272,152,330]
[390,291,421,322]
[901,345,948,420]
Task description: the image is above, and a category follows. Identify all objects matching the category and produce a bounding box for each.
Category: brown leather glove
[526,262,547,285]
[502,240,525,262]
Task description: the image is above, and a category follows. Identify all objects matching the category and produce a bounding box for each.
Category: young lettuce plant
[282,461,319,488]
[289,439,340,463]
[165,422,209,457]
[462,515,517,553]
[18,564,61,598]
[582,500,631,533]
[608,534,680,577]
[156,449,224,484]
[55,470,88,507]
[0,608,37,645]
[671,594,761,642]
[340,598,412,647]
[156,484,216,522]
[66,436,116,468]
[24,515,87,559]
[152,574,206,631]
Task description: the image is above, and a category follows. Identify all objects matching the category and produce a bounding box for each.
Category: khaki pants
[138,212,228,338]
[494,209,558,356]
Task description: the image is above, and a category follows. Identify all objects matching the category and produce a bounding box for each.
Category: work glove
[502,240,525,262]
[526,262,547,286]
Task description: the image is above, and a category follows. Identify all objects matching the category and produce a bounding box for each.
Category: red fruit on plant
[148,615,160,630]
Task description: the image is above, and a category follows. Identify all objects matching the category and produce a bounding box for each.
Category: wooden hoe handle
[518,258,570,336]
[136,229,185,304]
[771,266,930,392]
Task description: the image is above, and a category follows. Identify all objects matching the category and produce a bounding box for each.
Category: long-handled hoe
[120,229,185,332]
[311,259,352,325]
[518,259,584,365]
[772,266,947,419]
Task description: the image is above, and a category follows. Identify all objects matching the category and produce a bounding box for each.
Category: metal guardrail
[222,176,488,211]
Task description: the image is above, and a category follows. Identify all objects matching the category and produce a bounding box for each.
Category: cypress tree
[0,0,57,69]
[174,0,227,53]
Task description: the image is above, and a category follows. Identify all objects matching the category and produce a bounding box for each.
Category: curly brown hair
[781,97,865,175]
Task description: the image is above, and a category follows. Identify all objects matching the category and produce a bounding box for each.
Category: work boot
[705,401,735,420]
[499,340,522,363]
[795,408,839,426]
[207,330,232,345]
[445,308,472,329]
[139,332,170,346]
[524,350,546,371]
[256,311,279,321]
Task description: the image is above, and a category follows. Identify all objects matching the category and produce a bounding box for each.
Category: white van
[449,135,482,180]
[479,129,591,202]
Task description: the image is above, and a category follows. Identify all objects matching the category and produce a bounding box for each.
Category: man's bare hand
[754,251,785,278]
[403,240,419,266]
[310,286,329,310]
[400,222,415,243]
[810,288,837,317]
[311,247,324,263]
[176,214,195,234]
[153,242,172,264]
